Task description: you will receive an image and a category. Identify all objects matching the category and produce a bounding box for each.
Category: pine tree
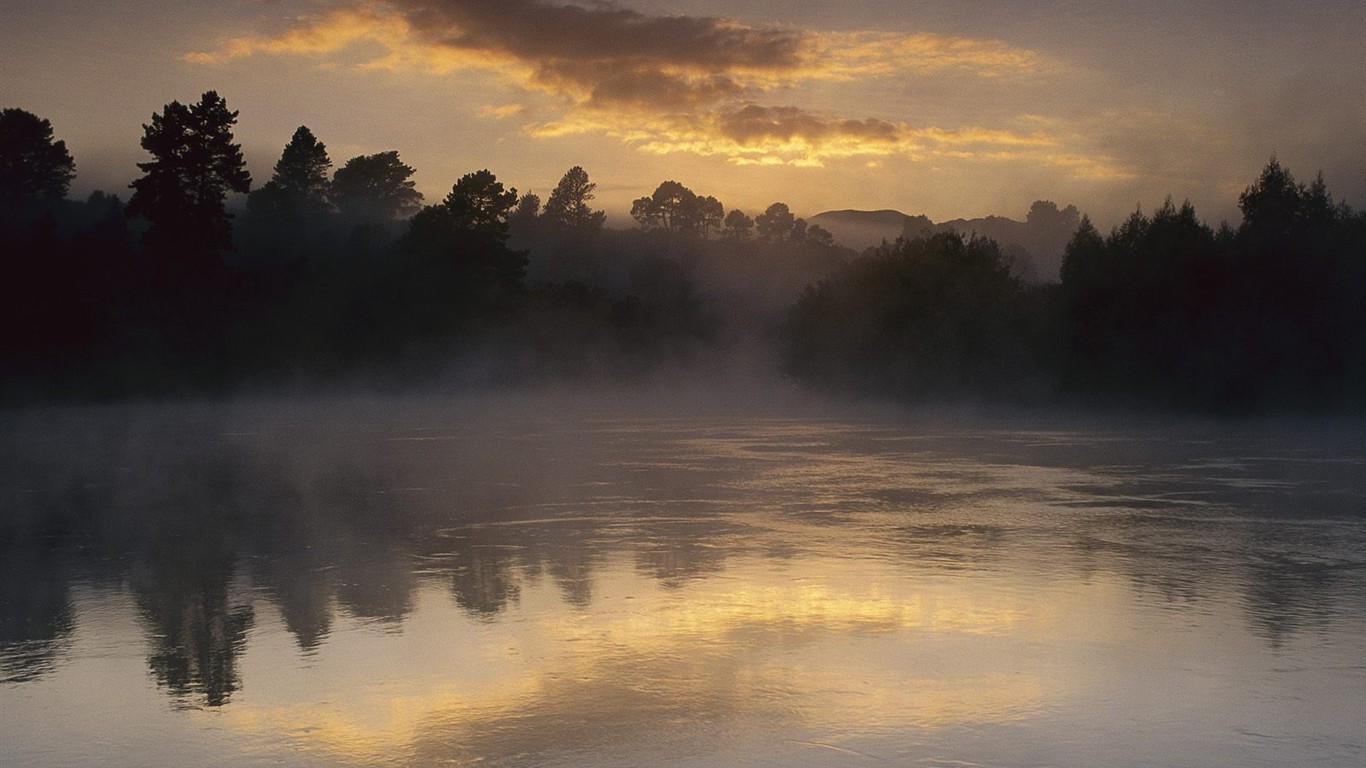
[251,125,332,218]
[127,91,251,267]
[0,108,76,211]
[331,151,423,223]
[543,166,606,232]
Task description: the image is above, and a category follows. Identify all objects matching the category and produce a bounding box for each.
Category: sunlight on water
[2,397,1365,767]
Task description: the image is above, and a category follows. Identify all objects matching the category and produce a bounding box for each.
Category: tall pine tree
[543,166,605,232]
[127,91,250,277]
[248,125,332,220]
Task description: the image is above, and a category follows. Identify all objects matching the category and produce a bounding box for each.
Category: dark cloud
[188,0,1066,166]
[393,0,807,73]
[718,104,902,146]
[534,61,750,109]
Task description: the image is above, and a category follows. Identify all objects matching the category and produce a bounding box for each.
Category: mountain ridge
[809,203,1081,283]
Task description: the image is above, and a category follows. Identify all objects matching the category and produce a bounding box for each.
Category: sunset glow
[4,0,1364,225]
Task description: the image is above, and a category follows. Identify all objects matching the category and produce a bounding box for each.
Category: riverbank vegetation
[3,95,1363,411]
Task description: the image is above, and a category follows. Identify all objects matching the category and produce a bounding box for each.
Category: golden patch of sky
[185,0,1072,168]
[3,0,1363,225]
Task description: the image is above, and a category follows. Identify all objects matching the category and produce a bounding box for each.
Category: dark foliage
[543,166,606,232]
[127,91,251,273]
[331,151,423,224]
[779,159,1364,411]
[247,126,333,223]
[0,108,75,212]
[2,98,1362,413]
[1059,161,1366,410]
[782,231,1054,399]
[390,169,527,343]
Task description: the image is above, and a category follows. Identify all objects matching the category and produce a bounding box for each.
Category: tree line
[785,161,1366,410]
[3,93,1364,410]
[1,93,843,395]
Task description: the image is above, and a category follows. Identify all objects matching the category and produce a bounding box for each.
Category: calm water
[2,395,1365,767]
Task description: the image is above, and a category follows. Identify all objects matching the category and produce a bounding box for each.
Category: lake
[2,394,1365,767]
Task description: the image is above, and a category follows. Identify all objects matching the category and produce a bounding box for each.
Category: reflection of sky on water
[202,558,1075,766]
[2,399,1365,766]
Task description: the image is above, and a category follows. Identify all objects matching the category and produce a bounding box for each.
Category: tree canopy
[1058,159,1366,408]
[4,93,1365,413]
[126,91,251,263]
[631,181,701,235]
[249,126,332,219]
[395,169,528,335]
[755,202,795,241]
[783,231,1037,397]
[0,108,75,210]
[441,169,519,237]
[543,166,606,232]
[331,151,423,223]
[722,209,754,241]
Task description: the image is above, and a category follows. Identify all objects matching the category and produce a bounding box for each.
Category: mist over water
[2,392,1364,767]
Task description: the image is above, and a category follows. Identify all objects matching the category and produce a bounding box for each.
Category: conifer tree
[543,166,606,232]
[331,151,423,223]
[127,91,251,266]
[252,126,332,217]
[0,108,75,210]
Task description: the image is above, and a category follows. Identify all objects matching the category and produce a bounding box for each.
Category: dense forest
[3,93,1364,411]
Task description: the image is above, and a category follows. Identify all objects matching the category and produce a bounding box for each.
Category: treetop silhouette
[441,169,519,237]
[755,202,794,241]
[253,126,332,216]
[0,108,76,210]
[127,91,251,264]
[543,166,606,232]
[331,151,423,223]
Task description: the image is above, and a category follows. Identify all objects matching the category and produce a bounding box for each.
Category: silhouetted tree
[126,91,251,273]
[784,231,1040,398]
[722,209,753,241]
[331,151,423,223]
[1238,158,1309,243]
[631,181,704,235]
[1060,199,1228,402]
[247,126,332,220]
[0,108,75,213]
[805,223,835,247]
[1231,160,1361,404]
[0,100,65,364]
[1056,161,1366,410]
[442,169,519,236]
[1026,200,1081,244]
[543,166,606,232]
[510,192,541,224]
[755,202,795,241]
[1058,214,1104,290]
[698,195,724,238]
[394,169,527,339]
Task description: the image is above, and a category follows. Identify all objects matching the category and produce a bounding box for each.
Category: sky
[3,0,1364,228]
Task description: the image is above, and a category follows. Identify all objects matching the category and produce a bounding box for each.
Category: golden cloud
[184,5,412,64]
[808,30,1052,80]
[476,103,528,120]
[186,0,1110,171]
[189,1,1050,87]
[523,103,1102,170]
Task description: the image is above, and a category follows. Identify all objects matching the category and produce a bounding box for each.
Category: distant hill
[807,210,922,253]
[810,201,1081,283]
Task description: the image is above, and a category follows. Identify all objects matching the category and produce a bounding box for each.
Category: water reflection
[1,400,1365,767]
[0,549,72,684]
